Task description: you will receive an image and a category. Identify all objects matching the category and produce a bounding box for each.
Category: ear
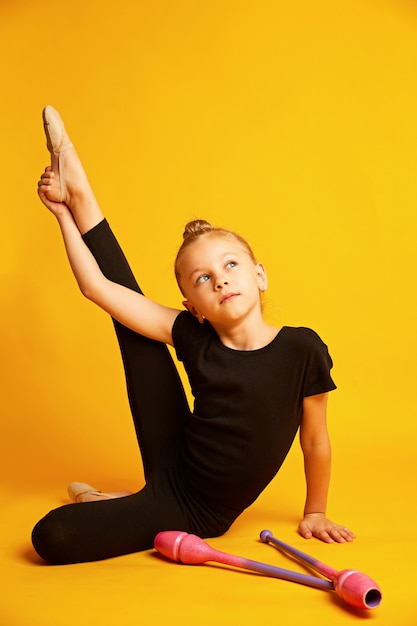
[256,262,268,292]
[182,300,205,324]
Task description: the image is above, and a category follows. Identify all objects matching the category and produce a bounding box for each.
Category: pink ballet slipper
[68,481,132,503]
[42,105,74,203]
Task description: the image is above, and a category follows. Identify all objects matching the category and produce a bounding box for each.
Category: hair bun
[175,219,257,286]
[182,219,213,240]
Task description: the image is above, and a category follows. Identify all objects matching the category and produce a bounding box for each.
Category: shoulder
[172,310,214,360]
[278,327,336,396]
[172,309,205,337]
[280,326,329,352]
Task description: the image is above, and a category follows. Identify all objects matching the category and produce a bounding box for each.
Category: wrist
[55,205,72,221]
[303,512,326,518]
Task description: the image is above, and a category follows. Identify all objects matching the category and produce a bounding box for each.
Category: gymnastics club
[260,529,382,610]
[154,530,333,591]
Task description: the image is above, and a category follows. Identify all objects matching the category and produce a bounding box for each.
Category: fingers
[38,168,54,185]
[39,166,53,179]
[317,526,356,543]
[299,518,356,544]
[334,526,356,542]
[37,166,68,214]
[298,521,313,539]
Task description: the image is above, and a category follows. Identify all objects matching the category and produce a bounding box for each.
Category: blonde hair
[175,219,256,286]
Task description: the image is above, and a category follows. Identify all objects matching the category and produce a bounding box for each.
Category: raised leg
[32,107,194,564]
[82,219,190,479]
[40,106,190,478]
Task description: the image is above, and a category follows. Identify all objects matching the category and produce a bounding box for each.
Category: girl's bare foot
[41,105,104,234]
[68,482,133,503]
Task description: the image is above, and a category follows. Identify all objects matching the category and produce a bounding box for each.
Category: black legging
[31,219,232,564]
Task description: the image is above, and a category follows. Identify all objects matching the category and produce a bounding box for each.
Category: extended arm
[298,393,356,543]
[38,173,180,345]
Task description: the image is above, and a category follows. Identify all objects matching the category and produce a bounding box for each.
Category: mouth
[220,293,239,305]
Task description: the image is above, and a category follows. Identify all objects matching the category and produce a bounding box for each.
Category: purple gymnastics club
[154,530,333,591]
[260,529,382,610]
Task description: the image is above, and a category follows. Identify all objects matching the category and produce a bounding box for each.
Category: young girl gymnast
[32,106,355,565]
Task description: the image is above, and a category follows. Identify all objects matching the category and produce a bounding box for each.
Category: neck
[213,318,280,351]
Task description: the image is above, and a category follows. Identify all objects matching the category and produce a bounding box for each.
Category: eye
[196,274,210,285]
[226,261,237,269]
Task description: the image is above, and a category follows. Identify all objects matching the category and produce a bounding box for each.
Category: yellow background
[1,0,416,624]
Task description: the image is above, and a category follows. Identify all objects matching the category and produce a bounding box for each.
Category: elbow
[78,277,111,310]
[78,280,98,302]
[300,433,331,456]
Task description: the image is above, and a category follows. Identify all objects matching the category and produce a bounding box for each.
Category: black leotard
[173,311,336,514]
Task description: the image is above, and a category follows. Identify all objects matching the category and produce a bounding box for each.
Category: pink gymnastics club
[260,529,382,610]
[154,530,333,591]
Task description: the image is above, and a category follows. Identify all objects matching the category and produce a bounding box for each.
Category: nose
[215,279,228,290]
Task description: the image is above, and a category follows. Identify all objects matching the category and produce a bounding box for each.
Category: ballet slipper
[68,481,132,503]
[68,482,104,502]
[42,105,74,203]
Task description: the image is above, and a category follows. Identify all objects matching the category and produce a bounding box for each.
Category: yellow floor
[2,0,417,624]
[2,442,416,625]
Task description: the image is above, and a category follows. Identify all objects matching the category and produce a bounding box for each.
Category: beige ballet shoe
[68,481,132,503]
[42,105,74,203]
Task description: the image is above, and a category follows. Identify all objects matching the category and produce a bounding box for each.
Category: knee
[31,509,76,565]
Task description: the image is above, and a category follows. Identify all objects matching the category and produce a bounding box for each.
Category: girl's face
[177,234,268,327]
